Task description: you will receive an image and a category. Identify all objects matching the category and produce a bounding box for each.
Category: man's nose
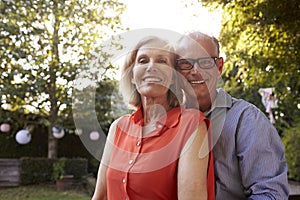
[191,62,201,73]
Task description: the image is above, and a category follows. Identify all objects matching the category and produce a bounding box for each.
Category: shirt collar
[130,106,182,129]
[130,106,143,125]
[204,88,232,117]
[157,106,182,128]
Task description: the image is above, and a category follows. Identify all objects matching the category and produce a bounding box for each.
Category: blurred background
[0,0,299,198]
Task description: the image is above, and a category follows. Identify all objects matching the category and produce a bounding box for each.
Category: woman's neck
[141,96,171,125]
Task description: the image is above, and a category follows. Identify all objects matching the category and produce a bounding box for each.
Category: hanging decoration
[0,123,11,133]
[89,131,100,141]
[52,127,65,139]
[15,129,31,144]
[258,88,278,124]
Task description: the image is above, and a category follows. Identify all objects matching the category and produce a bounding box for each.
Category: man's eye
[199,59,212,66]
[178,59,191,65]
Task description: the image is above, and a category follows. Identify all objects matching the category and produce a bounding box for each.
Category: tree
[198,0,300,131]
[0,0,126,158]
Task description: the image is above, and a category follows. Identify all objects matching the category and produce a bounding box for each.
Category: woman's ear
[131,78,135,84]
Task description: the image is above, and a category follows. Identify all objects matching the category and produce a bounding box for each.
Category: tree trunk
[48,126,57,159]
[48,0,59,159]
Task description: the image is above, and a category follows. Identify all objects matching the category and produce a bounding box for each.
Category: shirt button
[125,198,129,200]
[157,124,163,129]
[136,141,141,146]
[129,159,134,165]
[122,178,126,183]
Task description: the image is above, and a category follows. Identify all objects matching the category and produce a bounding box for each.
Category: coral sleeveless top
[106,106,214,200]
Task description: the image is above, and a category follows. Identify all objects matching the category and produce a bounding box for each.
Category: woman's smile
[142,76,163,83]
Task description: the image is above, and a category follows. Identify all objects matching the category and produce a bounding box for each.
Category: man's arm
[237,105,289,199]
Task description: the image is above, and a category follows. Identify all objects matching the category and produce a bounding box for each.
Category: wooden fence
[0,159,20,187]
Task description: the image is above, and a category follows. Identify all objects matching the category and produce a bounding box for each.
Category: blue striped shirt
[206,89,289,200]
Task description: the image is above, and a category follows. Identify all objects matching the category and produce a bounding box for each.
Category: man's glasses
[176,57,218,70]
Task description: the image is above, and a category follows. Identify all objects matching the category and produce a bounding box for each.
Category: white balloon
[53,129,65,139]
[52,127,60,133]
[89,131,99,141]
[15,129,31,144]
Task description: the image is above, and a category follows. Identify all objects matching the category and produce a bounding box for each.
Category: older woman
[92,36,214,200]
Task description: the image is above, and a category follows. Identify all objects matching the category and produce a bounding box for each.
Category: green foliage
[64,158,88,181]
[200,0,300,129]
[199,1,300,182]
[52,157,67,180]
[20,157,55,184]
[51,157,88,181]
[0,0,126,158]
[20,157,88,184]
[0,184,90,200]
[282,123,300,181]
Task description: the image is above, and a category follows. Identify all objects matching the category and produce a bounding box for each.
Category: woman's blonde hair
[119,36,184,110]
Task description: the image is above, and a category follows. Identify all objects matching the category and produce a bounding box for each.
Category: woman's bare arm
[92,163,108,200]
[178,121,209,200]
[92,118,121,200]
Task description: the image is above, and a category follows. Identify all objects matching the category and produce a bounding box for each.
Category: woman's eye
[157,58,168,64]
[138,57,149,64]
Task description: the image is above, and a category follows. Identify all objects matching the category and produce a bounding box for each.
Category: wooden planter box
[56,175,74,191]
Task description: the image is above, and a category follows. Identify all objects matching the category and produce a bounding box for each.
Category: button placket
[122,173,129,199]
[128,159,134,165]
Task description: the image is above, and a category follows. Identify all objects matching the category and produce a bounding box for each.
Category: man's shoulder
[216,89,266,118]
[222,92,265,119]
[229,95,272,124]
[216,89,255,110]
[231,96,259,112]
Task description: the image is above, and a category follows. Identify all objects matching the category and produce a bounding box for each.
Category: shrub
[282,123,300,181]
[20,157,88,184]
[52,157,67,180]
[20,157,54,184]
[64,157,88,180]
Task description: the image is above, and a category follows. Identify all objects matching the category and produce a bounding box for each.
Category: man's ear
[217,57,224,75]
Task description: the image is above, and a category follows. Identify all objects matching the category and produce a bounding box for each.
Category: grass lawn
[0,183,91,200]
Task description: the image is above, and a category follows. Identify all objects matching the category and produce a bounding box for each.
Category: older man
[175,31,289,200]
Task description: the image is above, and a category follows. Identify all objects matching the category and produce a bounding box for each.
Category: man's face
[176,38,223,111]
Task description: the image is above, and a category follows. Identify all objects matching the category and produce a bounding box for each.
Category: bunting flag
[258,88,278,124]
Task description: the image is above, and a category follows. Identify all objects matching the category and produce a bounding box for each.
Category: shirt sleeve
[236,104,289,200]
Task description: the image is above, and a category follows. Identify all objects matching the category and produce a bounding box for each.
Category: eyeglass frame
[176,56,219,70]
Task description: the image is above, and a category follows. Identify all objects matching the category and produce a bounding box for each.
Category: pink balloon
[0,123,11,132]
[89,131,100,141]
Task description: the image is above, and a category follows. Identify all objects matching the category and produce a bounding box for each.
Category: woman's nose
[146,61,156,72]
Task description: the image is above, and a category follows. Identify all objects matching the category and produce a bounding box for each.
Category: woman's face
[132,42,173,99]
